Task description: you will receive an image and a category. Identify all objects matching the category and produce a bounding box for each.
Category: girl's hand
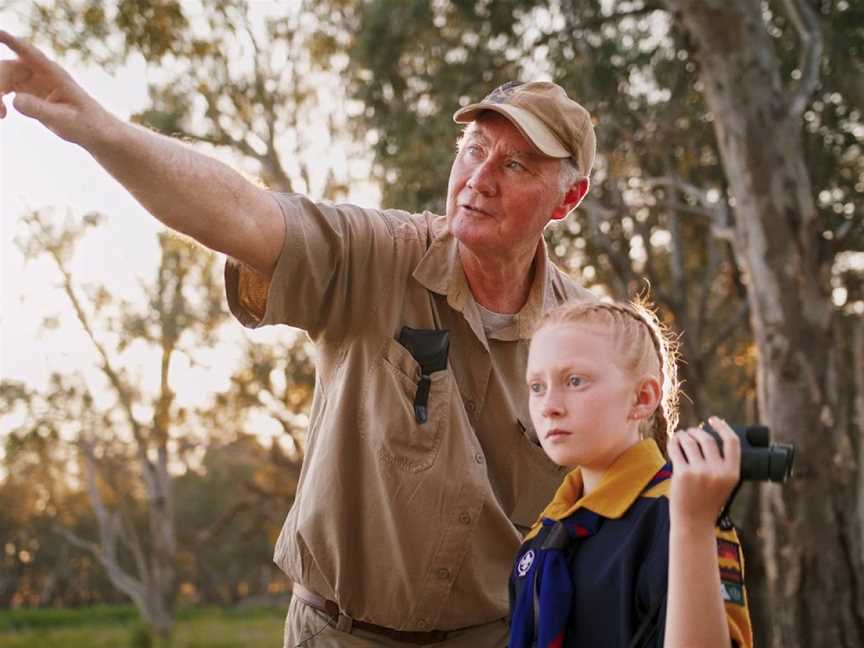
[668,416,741,530]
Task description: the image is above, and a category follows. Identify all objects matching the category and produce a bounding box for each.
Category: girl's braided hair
[533,297,681,455]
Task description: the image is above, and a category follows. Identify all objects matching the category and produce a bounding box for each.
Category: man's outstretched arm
[0,31,284,278]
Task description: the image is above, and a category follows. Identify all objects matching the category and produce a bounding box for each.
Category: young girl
[509,300,753,647]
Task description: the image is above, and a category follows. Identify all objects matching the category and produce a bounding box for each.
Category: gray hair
[559,158,583,194]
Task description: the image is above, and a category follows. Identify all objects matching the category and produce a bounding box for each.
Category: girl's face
[526,322,643,471]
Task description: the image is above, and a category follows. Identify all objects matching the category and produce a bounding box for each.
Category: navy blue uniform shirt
[509,439,753,647]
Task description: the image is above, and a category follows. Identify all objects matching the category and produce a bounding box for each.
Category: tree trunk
[853,317,864,568]
[661,1,864,646]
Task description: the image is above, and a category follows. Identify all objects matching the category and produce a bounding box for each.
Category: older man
[1,32,596,647]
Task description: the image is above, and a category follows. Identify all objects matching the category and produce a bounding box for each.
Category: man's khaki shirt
[225,193,594,632]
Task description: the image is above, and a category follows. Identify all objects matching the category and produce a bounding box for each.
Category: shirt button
[459,512,472,525]
[474,452,485,464]
[437,568,451,580]
[465,399,476,414]
[417,619,427,629]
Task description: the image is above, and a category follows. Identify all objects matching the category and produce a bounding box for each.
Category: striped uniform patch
[717,538,745,606]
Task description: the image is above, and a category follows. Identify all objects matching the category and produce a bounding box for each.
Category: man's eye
[505,159,526,171]
[567,375,583,387]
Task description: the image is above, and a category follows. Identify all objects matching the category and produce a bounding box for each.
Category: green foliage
[26,0,365,197]
[320,0,547,212]
[114,0,187,61]
[1,212,308,613]
[174,435,292,605]
[0,626,130,648]
[0,605,284,648]
[128,622,152,648]
[29,0,190,67]
[0,605,138,631]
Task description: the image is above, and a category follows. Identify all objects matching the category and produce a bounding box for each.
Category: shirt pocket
[361,336,452,473]
[510,418,567,530]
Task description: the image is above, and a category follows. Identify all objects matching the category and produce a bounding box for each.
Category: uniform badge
[717,538,745,606]
[516,550,535,577]
[721,581,746,606]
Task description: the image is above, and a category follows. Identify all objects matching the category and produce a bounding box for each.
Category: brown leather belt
[292,583,450,645]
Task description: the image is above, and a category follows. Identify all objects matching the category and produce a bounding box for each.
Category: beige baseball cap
[453,81,596,175]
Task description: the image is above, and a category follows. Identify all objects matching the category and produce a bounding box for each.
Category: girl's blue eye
[567,375,582,387]
[528,382,545,395]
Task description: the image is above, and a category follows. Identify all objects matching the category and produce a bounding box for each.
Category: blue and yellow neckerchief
[509,449,671,648]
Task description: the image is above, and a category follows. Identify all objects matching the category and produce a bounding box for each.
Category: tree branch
[66,443,148,610]
[697,301,750,362]
[54,525,101,556]
[695,233,722,345]
[781,0,824,119]
[537,3,662,40]
[580,198,633,298]
[117,506,149,586]
[31,215,150,463]
[193,500,252,546]
[644,176,735,241]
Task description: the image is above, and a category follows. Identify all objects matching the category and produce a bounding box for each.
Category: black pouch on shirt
[396,327,450,424]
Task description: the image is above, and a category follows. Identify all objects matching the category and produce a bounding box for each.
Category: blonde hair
[534,298,681,455]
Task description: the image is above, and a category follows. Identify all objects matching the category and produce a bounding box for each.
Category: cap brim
[453,102,570,159]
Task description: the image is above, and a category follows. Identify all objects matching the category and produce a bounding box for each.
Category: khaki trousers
[283,596,509,648]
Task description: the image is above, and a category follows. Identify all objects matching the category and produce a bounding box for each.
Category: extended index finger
[0,31,54,68]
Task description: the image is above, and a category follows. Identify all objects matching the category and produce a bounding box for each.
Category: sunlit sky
[0,5,379,419]
[1,47,158,387]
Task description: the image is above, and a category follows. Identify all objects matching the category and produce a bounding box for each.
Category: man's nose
[466,159,497,196]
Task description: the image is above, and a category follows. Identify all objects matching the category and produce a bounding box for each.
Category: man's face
[446,113,576,259]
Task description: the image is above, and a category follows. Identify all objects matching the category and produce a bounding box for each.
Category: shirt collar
[412,215,557,343]
[533,439,667,527]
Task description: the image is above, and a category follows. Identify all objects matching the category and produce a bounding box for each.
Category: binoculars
[703,423,795,482]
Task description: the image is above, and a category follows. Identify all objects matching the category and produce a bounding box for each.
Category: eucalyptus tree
[659,1,863,645]
[0,209,230,641]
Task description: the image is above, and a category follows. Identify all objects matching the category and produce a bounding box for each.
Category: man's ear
[550,177,590,221]
[629,375,661,422]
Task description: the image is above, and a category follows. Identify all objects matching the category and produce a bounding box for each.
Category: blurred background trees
[0,210,312,641]
[0,1,861,647]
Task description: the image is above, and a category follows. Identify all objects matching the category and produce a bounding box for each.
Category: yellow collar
[525,439,666,540]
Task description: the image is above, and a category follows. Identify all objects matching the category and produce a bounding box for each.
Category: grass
[0,605,285,648]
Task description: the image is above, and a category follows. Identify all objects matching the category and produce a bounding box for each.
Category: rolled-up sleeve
[225,192,422,339]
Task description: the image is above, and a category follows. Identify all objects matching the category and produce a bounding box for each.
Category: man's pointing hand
[0,31,112,146]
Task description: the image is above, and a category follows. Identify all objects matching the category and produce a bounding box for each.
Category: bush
[0,604,285,648]
[0,605,138,632]
[128,623,153,648]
